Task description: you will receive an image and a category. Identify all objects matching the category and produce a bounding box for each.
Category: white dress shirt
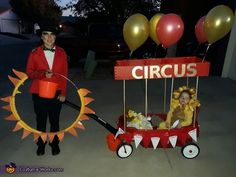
[44,47,55,70]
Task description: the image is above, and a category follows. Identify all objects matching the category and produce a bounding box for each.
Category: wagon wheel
[116,143,133,158]
[181,143,200,159]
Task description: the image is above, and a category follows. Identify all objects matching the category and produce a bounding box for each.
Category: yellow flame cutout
[1,69,94,142]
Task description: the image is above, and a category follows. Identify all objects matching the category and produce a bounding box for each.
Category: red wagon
[106,57,210,158]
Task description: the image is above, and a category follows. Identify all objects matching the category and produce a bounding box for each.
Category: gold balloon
[123,13,149,52]
[204,5,234,44]
[149,13,163,45]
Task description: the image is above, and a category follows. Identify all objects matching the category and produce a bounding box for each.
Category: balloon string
[129,51,133,58]
[194,44,200,56]
[202,43,211,62]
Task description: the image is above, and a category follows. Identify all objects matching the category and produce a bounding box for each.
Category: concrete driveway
[0,34,236,177]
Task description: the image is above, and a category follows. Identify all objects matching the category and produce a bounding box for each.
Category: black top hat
[37,20,59,36]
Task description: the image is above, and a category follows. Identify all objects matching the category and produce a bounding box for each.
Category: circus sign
[114,57,210,80]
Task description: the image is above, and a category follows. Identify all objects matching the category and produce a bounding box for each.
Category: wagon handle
[64,100,118,135]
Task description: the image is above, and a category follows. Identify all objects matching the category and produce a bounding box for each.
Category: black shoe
[36,139,46,156]
[49,143,60,155]
[36,144,45,156]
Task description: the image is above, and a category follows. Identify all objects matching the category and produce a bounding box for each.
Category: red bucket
[106,133,121,151]
[39,80,58,99]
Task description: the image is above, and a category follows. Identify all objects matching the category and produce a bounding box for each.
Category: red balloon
[156,13,184,48]
[195,16,207,44]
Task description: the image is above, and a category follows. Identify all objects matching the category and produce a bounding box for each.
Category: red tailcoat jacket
[26,46,68,96]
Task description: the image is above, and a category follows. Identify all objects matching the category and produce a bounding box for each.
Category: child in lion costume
[159,86,200,129]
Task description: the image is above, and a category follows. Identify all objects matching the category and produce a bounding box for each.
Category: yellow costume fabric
[159,86,200,129]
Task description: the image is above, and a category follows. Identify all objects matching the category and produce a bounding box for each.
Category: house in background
[0,8,21,33]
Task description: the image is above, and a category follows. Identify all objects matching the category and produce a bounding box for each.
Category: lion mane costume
[159,86,200,129]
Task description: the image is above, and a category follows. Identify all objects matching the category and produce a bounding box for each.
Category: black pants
[32,91,62,145]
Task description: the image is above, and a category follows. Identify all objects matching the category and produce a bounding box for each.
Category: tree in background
[10,0,62,24]
[72,0,157,24]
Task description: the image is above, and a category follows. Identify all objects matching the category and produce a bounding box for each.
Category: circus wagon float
[104,56,210,159]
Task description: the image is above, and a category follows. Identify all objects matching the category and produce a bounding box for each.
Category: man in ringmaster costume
[26,20,68,156]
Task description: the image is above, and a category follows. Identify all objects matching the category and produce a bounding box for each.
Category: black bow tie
[43,47,55,52]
